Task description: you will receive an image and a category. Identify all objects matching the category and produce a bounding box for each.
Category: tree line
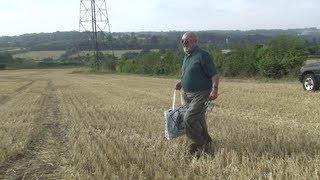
[118,35,317,79]
[1,32,320,79]
[1,28,320,51]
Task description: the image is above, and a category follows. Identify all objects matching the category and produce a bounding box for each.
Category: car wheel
[302,74,318,91]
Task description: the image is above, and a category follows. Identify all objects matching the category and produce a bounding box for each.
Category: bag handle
[172,90,184,109]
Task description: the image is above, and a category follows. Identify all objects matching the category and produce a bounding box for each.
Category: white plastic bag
[164,90,214,140]
[164,90,188,140]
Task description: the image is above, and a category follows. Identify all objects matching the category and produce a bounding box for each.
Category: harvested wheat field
[0,69,320,179]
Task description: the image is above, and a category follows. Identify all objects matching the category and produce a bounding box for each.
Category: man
[175,32,219,155]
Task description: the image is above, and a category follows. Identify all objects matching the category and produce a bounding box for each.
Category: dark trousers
[183,90,212,149]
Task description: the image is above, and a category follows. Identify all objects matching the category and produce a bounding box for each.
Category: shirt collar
[186,46,199,57]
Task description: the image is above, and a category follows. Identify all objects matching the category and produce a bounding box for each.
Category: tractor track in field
[0,80,69,179]
[0,80,36,107]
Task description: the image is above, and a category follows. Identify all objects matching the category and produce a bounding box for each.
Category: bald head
[181,32,198,54]
[182,32,198,42]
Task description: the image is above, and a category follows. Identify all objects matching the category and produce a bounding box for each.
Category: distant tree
[0,52,13,64]
[149,35,159,44]
[0,64,6,70]
[257,35,307,78]
[90,52,116,72]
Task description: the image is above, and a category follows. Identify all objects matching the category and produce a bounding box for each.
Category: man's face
[181,33,197,54]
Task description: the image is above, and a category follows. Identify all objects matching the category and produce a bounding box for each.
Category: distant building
[221,49,231,54]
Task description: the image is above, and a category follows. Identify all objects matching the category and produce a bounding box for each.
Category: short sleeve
[200,51,217,78]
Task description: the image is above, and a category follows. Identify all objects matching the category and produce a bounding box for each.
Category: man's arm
[209,74,219,101]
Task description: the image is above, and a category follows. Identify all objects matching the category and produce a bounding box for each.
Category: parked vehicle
[298,62,320,91]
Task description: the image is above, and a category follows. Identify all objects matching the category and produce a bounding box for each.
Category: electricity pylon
[79,0,115,71]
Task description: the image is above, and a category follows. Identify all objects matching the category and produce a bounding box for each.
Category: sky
[0,0,319,36]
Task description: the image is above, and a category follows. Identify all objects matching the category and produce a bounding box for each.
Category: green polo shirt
[181,47,217,92]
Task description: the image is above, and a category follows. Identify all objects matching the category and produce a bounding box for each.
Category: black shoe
[188,143,199,155]
[203,140,214,155]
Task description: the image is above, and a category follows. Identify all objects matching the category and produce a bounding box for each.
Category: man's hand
[175,81,182,90]
[209,74,219,101]
[209,87,218,101]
